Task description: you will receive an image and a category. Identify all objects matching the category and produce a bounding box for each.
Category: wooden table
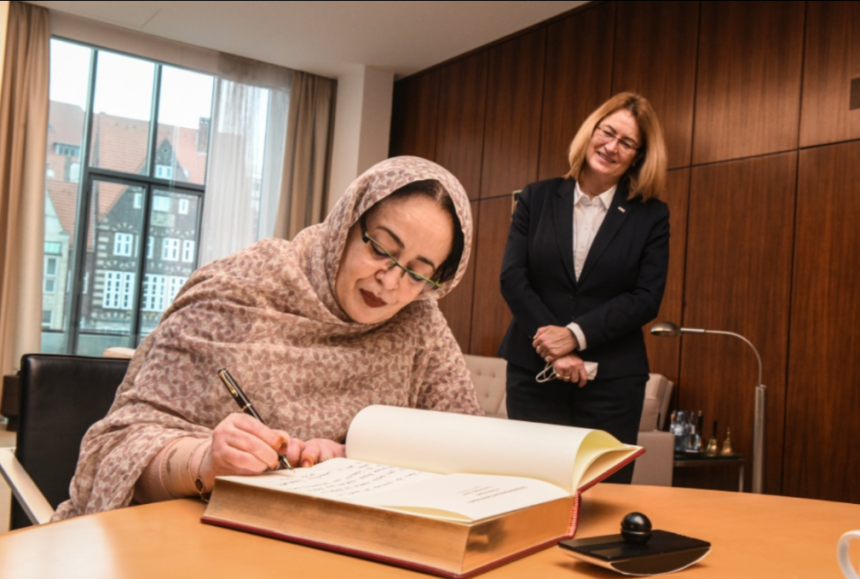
[0,484,857,578]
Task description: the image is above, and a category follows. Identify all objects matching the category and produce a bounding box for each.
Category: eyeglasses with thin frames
[360,218,441,290]
[593,124,641,156]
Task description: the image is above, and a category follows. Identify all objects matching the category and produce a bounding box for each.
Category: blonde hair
[565,93,667,201]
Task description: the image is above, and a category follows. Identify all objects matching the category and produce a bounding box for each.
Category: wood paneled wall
[389,0,860,503]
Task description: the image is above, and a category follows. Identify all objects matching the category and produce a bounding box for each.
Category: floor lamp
[650,321,765,494]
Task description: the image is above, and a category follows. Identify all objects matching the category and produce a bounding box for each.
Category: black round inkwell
[620,512,652,544]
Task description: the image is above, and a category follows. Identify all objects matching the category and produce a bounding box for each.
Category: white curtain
[198,79,289,266]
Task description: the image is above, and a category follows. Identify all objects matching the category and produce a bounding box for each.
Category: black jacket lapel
[552,179,577,286]
[578,185,631,285]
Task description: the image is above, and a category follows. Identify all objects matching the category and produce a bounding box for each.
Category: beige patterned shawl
[54,156,482,519]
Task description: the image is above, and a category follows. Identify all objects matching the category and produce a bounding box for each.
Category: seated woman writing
[54,156,483,519]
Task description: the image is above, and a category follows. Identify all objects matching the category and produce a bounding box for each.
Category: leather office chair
[5,354,129,529]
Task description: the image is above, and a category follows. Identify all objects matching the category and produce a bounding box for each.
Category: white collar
[574,181,617,209]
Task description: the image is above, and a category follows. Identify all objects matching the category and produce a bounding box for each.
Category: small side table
[673,452,747,492]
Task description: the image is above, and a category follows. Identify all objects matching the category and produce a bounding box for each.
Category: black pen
[217,367,293,470]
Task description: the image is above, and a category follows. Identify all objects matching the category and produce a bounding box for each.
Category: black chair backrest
[12,354,130,529]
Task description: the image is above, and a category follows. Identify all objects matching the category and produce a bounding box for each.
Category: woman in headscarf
[54,156,482,519]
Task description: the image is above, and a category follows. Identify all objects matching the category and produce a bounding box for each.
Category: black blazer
[498,177,669,379]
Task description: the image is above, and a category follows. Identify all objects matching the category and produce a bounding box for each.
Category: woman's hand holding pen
[199,413,291,490]
[198,414,347,492]
[533,325,578,362]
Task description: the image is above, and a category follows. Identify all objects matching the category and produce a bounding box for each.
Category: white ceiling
[27,1,587,78]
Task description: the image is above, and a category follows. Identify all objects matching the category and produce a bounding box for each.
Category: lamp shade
[650,321,682,337]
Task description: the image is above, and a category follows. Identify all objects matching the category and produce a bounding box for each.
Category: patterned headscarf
[54,156,482,519]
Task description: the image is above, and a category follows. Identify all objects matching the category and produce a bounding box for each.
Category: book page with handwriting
[219,458,433,499]
[218,458,566,521]
[345,406,637,493]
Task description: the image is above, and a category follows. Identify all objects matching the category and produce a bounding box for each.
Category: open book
[202,405,643,578]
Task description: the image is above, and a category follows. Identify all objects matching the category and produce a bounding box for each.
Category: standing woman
[499,93,669,483]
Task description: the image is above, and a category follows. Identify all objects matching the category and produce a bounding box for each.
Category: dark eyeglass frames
[360,218,441,290]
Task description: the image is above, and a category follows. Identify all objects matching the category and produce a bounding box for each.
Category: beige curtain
[0,2,49,375]
[274,71,336,240]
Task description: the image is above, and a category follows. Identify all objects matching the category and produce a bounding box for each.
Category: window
[44,241,62,255]
[155,165,173,180]
[162,238,180,261]
[103,271,135,310]
[167,276,187,305]
[182,240,195,262]
[142,274,165,311]
[42,38,287,356]
[153,195,171,212]
[55,143,81,157]
[43,256,58,294]
[42,310,53,327]
[114,233,134,256]
[45,257,57,276]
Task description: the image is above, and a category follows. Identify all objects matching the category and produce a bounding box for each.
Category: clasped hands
[532,325,589,387]
[198,413,345,492]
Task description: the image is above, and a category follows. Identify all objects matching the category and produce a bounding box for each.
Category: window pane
[140,190,200,340]
[156,66,214,186]
[42,39,92,353]
[76,180,146,355]
[89,51,155,174]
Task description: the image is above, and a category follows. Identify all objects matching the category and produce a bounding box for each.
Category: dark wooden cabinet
[612,1,699,169]
[435,53,488,201]
[642,168,690,387]
[537,2,614,180]
[389,71,439,161]
[800,1,860,147]
[692,1,805,165]
[785,142,860,503]
[479,29,546,199]
[681,153,796,495]
[468,197,514,357]
[437,201,479,352]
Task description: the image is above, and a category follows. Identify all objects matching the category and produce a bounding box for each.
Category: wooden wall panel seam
[532,10,552,192]
[793,0,810,152]
[673,167,694,407]
[778,149,803,497]
[687,1,704,171]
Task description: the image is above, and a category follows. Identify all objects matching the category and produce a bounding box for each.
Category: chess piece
[621,512,652,545]
[720,427,734,456]
[705,420,719,455]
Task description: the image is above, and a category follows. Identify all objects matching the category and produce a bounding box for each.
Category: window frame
[46,38,214,355]
[113,232,134,256]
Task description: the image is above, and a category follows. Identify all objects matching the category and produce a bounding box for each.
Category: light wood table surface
[1,484,857,578]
